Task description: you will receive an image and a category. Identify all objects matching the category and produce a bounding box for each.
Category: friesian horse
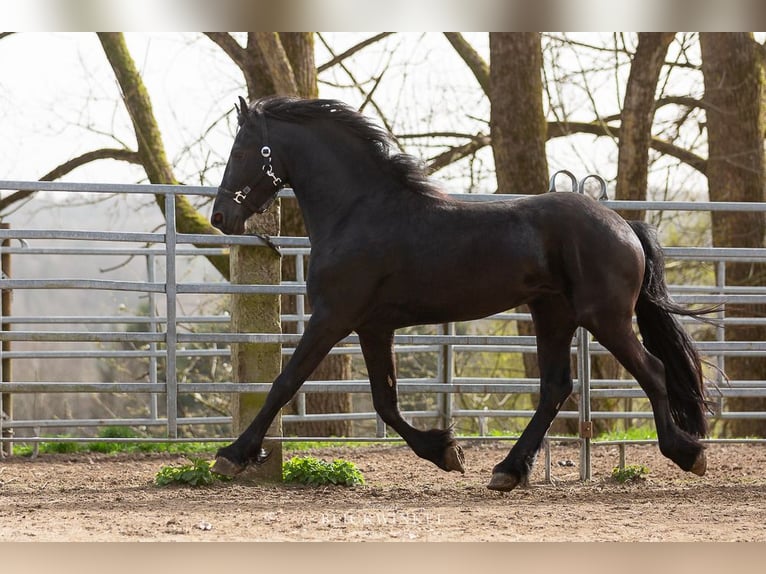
[210,96,711,491]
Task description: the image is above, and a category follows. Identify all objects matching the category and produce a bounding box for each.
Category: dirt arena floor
[1,441,765,542]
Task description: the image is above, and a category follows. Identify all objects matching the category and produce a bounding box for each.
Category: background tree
[487,32,549,401]
[701,32,766,437]
[615,33,676,220]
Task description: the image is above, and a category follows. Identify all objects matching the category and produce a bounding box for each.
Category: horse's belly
[384,273,547,327]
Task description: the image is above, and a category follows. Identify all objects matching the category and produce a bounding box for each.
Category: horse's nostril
[211,212,223,227]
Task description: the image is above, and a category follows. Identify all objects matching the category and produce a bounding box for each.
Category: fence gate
[3,180,766,482]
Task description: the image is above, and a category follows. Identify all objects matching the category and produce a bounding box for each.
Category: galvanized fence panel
[2,180,766,480]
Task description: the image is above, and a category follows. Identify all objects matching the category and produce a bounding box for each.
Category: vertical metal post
[440,322,455,430]
[295,253,306,419]
[544,437,552,483]
[1,222,12,457]
[577,326,592,481]
[716,260,726,413]
[164,193,178,438]
[578,174,605,481]
[146,253,159,422]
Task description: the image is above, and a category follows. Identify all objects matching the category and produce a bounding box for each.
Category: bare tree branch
[426,121,707,176]
[595,96,708,125]
[316,33,395,138]
[427,134,491,173]
[204,33,248,68]
[98,32,230,279]
[0,148,141,212]
[205,33,278,100]
[656,95,707,112]
[399,131,481,140]
[444,32,490,96]
[548,121,708,174]
[317,33,394,73]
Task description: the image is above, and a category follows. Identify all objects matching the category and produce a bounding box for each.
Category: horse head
[211,96,287,235]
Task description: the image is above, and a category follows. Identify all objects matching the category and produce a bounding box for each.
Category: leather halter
[219,107,285,214]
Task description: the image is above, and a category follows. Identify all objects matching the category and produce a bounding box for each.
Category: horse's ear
[236,96,249,126]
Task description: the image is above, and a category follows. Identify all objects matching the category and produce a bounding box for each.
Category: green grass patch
[153,455,365,488]
[597,426,658,442]
[282,456,365,486]
[36,437,84,454]
[88,426,140,453]
[611,464,650,483]
[133,441,219,455]
[284,440,403,451]
[13,436,220,458]
[155,458,232,487]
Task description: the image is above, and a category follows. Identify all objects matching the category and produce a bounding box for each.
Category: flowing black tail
[628,221,712,438]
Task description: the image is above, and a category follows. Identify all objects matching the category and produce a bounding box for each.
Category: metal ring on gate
[548,169,578,193]
[578,174,609,201]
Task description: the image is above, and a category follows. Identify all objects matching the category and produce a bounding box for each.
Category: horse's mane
[252,96,442,197]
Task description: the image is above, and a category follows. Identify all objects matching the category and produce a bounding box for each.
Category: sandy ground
[1,441,765,542]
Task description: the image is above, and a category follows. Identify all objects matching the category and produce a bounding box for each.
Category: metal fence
[3,180,766,480]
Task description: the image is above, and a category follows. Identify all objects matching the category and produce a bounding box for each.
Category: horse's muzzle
[210,207,245,236]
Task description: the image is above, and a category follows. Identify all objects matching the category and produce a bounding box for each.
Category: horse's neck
[290,178,383,245]
[287,143,398,244]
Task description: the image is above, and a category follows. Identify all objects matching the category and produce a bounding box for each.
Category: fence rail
[3,180,766,480]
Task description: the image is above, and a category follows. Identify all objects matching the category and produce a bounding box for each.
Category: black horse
[210,95,711,491]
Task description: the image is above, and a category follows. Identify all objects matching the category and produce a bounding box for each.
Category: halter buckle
[233,186,251,205]
[264,163,283,187]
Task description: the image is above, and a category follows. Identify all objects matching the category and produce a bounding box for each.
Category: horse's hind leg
[358,329,465,473]
[586,313,706,475]
[488,297,577,492]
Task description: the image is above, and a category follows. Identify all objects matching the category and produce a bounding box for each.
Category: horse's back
[516,192,646,313]
[443,191,646,315]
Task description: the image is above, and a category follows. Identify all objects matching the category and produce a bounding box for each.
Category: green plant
[611,464,650,483]
[282,456,365,486]
[283,440,403,451]
[155,458,232,487]
[43,441,83,454]
[25,436,85,454]
[88,426,140,453]
[14,440,221,458]
[597,427,658,442]
[137,441,220,455]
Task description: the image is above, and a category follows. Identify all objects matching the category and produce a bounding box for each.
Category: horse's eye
[231,150,246,161]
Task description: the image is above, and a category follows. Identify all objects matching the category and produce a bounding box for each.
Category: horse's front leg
[213,311,350,477]
[358,329,465,473]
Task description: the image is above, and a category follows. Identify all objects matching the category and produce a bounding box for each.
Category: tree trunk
[616,33,675,220]
[489,33,548,197]
[701,33,766,437]
[595,34,675,425]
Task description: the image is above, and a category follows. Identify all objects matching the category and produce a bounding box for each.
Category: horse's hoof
[444,444,465,474]
[486,472,521,492]
[690,450,707,476]
[211,456,246,477]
